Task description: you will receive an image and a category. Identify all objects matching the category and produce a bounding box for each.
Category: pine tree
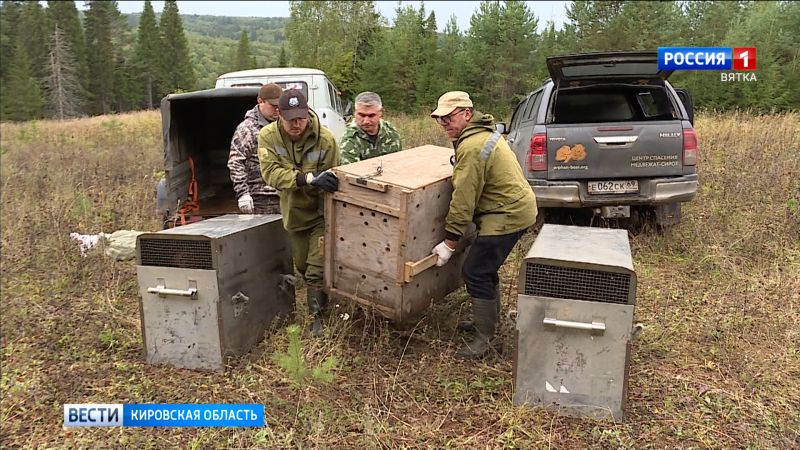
[464,1,539,114]
[43,26,83,119]
[774,1,800,110]
[109,48,135,113]
[439,16,466,92]
[464,1,503,109]
[498,1,538,108]
[723,1,793,111]
[287,1,382,96]
[531,21,558,85]
[160,0,195,92]
[684,1,743,47]
[387,4,426,111]
[354,28,398,108]
[133,0,163,109]
[1,37,43,121]
[0,1,23,83]
[234,30,253,70]
[670,1,745,111]
[278,44,289,67]
[271,325,338,388]
[47,0,88,104]
[19,1,51,82]
[616,1,683,50]
[565,0,626,51]
[84,0,120,114]
[413,10,441,110]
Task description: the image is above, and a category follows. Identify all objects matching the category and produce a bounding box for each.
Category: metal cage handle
[543,317,605,335]
[147,279,198,299]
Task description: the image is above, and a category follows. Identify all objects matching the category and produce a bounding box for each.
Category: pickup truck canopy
[547,51,673,85]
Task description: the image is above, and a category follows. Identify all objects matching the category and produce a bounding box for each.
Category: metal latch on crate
[147,278,198,299]
[347,161,387,192]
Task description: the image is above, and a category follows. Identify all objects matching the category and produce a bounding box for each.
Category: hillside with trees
[0,0,797,121]
[125,13,288,89]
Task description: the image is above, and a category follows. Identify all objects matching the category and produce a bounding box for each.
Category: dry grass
[1,110,798,449]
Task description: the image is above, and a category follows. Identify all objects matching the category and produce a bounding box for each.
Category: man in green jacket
[258,89,340,336]
[430,91,538,358]
[339,92,402,164]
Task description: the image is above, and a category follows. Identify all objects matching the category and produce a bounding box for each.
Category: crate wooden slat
[324,145,471,321]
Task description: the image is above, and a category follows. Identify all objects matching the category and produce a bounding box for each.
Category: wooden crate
[324,145,472,322]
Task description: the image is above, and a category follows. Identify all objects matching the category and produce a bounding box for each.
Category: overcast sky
[106,1,570,32]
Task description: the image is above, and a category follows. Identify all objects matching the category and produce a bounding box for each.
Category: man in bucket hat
[258,89,340,336]
[228,83,283,214]
[430,91,538,358]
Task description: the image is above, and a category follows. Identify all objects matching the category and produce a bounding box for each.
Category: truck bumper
[530,174,698,208]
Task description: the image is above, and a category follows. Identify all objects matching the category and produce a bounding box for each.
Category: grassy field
[1,110,798,449]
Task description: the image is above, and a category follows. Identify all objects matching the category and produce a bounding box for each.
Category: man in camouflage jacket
[228,83,282,214]
[339,92,402,164]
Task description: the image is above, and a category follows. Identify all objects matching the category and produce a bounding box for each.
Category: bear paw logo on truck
[555,144,587,163]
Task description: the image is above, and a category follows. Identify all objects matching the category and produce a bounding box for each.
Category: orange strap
[177,157,199,225]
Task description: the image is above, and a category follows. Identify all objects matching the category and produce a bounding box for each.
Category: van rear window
[229,83,262,88]
[228,81,309,99]
[552,85,675,124]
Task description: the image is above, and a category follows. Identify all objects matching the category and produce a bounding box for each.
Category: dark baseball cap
[258,83,282,106]
[279,89,309,120]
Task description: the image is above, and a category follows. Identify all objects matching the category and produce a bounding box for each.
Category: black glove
[307,171,339,192]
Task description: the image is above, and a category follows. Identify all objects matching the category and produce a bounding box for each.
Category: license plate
[588,180,639,194]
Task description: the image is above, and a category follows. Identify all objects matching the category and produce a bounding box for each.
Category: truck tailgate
[546,121,684,180]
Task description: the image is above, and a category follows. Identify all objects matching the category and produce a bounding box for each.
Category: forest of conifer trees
[0,0,797,121]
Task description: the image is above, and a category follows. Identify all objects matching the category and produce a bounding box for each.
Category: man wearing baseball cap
[258,89,340,336]
[430,91,538,358]
[228,83,283,214]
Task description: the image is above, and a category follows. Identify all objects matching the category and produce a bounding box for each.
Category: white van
[215,67,348,139]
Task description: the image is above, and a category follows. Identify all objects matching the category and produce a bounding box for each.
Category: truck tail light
[527,133,547,171]
[683,128,698,166]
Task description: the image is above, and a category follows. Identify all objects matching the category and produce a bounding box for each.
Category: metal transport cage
[136,214,294,371]
[514,224,636,421]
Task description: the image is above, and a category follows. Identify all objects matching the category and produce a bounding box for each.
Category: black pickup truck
[505,51,698,226]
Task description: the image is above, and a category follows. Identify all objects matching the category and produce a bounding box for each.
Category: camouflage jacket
[339,119,402,164]
[228,106,278,199]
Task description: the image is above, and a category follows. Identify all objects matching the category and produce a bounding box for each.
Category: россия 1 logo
[658,47,757,82]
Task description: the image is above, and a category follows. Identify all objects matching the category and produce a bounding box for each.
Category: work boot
[306,286,328,337]
[457,284,502,332]
[455,297,499,359]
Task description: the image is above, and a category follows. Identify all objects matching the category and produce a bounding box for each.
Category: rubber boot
[455,297,498,359]
[457,284,501,332]
[306,285,328,337]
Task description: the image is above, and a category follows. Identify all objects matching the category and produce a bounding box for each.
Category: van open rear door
[160,88,260,225]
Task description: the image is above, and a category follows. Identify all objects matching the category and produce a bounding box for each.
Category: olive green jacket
[258,110,340,231]
[445,112,538,239]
